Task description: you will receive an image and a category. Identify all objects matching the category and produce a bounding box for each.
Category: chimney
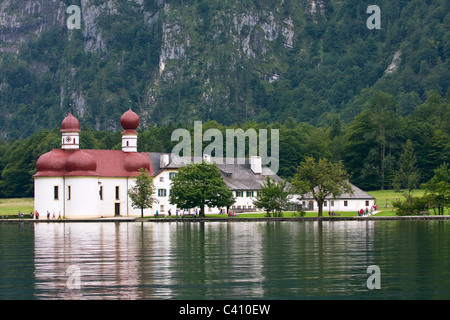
[203,154,211,163]
[250,156,262,174]
[160,154,170,167]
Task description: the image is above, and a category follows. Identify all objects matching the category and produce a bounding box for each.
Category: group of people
[5,210,63,220]
[154,208,199,218]
[358,205,377,216]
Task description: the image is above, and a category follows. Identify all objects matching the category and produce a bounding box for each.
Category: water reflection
[1,220,440,299]
[34,223,142,299]
[32,221,383,299]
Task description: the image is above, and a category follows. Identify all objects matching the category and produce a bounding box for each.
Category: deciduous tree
[128,168,155,218]
[253,176,292,217]
[292,157,352,217]
[169,161,235,217]
[421,163,450,215]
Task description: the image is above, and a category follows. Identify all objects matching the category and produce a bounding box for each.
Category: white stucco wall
[153,169,179,215]
[34,177,64,218]
[64,176,99,218]
[35,175,153,219]
[300,198,375,212]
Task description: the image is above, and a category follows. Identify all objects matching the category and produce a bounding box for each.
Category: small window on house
[54,186,59,200]
[331,201,335,207]
[324,201,327,207]
[160,205,165,212]
[67,186,71,200]
[365,200,370,207]
[344,200,348,207]
[246,191,253,197]
[99,186,103,200]
[115,186,120,200]
[160,177,164,182]
[158,189,167,197]
[169,172,177,180]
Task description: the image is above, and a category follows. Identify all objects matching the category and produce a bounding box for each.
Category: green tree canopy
[292,157,352,217]
[169,161,235,217]
[253,176,292,217]
[421,162,450,215]
[128,168,155,218]
[393,139,420,202]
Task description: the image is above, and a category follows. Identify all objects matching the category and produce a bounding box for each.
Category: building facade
[34,111,283,218]
[34,110,152,218]
[295,184,376,213]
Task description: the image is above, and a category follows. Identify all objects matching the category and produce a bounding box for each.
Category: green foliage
[128,168,155,218]
[0,0,449,137]
[421,162,450,215]
[392,196,429,216]
[393,162,450,215]
[0,88,449,199]
[169,161,235,217]
[393,139,420,202]
[292,157,352,217]
[253,177,292,217]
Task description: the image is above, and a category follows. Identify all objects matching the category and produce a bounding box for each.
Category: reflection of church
[34,109,152,218]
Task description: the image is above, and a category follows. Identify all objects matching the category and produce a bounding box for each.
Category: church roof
[60,113,80,133]
[34,149,152,177]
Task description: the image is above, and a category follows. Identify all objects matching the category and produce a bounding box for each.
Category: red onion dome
[65,150,97,173]
[120,108,140,131]
[61,112,81,133]
[36,149,67,174]
[123,152,151,173]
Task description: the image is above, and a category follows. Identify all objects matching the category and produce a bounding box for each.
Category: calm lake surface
[1,220,449,300]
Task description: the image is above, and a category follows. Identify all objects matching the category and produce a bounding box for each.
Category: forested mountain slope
[0,0,448,138]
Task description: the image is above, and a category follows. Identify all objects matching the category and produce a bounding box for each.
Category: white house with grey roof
[295,184,376,213]
[148,153,284,215]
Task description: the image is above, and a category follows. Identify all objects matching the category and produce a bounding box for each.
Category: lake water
[1,220,449,300]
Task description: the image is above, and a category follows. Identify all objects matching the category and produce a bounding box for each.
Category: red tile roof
[34,149,152,177]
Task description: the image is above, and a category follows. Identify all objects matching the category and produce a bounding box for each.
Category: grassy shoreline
[1,190,448,219]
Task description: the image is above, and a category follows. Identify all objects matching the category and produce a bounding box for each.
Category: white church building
[33,110,283,218]
[34,110,153,218]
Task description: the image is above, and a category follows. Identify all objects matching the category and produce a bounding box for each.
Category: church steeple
[60,113,80,150]
[120,108,140,153]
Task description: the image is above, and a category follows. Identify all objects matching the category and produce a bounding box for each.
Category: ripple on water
[1,220,450,299]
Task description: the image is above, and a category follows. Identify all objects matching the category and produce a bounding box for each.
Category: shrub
[393,197,429,216]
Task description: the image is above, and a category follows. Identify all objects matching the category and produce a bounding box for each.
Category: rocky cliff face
[1,0,447,138]
[0,0,66,53]
[1,0,316,132]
